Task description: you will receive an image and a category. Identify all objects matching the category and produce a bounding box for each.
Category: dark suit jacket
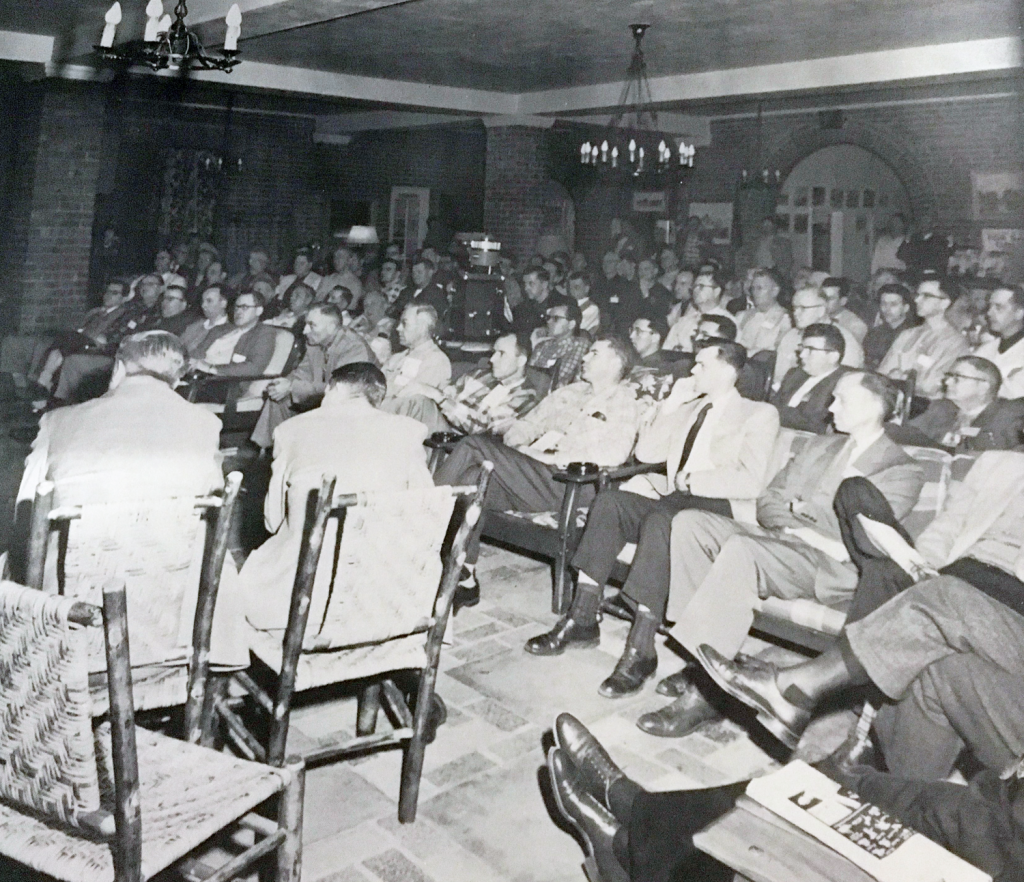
[612,282,673,334]
[394,282,448,324]
[770,367,849,434]
[216,322,279,378]
[889,397,1024,453]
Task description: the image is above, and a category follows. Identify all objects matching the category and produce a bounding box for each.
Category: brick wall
[2,81,105,333]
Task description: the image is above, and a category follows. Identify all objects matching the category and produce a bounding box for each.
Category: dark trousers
[623,770,1024,882]
[835,477,1024,622]
[571,489,731,621]
[434,434,593,564]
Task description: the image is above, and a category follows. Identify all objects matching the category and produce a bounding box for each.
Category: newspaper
[746,761,991,882]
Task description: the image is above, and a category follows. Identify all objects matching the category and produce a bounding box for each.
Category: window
[389,187,430,264]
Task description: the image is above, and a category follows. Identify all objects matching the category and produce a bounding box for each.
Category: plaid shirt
[529,333,590,389]
[439,368,539,434]
[504,381,640,467]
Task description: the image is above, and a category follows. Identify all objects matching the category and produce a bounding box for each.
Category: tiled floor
[290,545,855,882]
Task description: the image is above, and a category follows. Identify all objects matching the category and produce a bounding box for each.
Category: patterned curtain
[157,149,222,244]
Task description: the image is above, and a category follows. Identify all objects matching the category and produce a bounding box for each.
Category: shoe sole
[598,674,655,699]
[547,751,598,867]
[525,636,599,656]
[697,648,801,750]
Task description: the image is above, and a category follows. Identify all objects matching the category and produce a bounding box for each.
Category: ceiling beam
[188,0,417,41]
[517,38,1023,115]
[0,29,53,63]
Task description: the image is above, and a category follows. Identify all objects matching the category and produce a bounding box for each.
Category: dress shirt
[180,315,229,357]
[663,306,732,352]
[504,381,640,467]
[736,304,792,353]
[785,368,837,407]
[438,368,538,433]
[382,339,452,398]
[529,333,590,389]
[773,323,864,387]
[877,319,970,397]
[975,332,1024,399]
[204,326,246,366]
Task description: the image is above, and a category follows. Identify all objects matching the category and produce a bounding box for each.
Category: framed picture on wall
[972,172,1024,222]
[846,190,860,208]
[863,189,876,208]
[776,213,791,232]
[830,189,844,208]
[812,187,826,206]
[689,202,733,245]
[793,187,809,207]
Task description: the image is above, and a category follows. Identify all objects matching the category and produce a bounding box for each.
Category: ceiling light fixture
[579,24,694,179]
[96,0,242,73]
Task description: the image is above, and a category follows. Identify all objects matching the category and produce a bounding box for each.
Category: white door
[389,187,430,264]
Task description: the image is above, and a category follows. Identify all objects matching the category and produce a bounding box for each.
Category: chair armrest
[425,431,464,453]
[552,468,604,486]
[602,461,666,482]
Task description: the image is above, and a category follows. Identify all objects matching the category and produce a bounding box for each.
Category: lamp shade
[346,225,380,246]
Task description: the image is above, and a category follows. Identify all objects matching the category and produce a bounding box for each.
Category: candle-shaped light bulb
[658,140,666,161]
[224,3,242,51]
[601,140,608,162]
[591,145,599,163]
[611,146,618,168]
[143,0,162,41]
[101,2,121,47]
[629,139,636,162]
[580,143,588,164]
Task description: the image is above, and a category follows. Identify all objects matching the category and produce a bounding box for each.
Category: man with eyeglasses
[191,291,277,380]
[893,355,1024,453]
[663,270,733,352]
[528,299,589,390]
[771,323,850,433]
[772,286,863,389]
[877,272,969,398]
[974,285,1024,399]
[151,284,198,336]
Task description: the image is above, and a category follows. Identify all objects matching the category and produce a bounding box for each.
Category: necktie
[676,401,712,478]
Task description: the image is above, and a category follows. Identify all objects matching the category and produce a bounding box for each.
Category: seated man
[567,270,601,334]
[252,303,377,448]
[626,313,685,412]
[180,284,231,358]
[528,300,589,390]
[974,284,1024,398]
[699,453,1024,775]
[393,254,447,323]
[773,286,864,388]
[525,341,780,700]
[379,303,452,418]
[546,713,1023,882]
[736,268,791,354]
[892,355,1024,452]
[434,337,641,611]
[821,276,868,342]
[511,266,573,337]
[641,371,924,738]
[863,283,917,370]
[770,323,850,433]
[241,363,433,630]
[399,332,539,435]
[264,281,316,330]
[877,272,969,398]
[151,283,198,336]
[663,269,732,352]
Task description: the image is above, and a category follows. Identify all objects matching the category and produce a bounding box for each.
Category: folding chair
[222,466,492,822]
[0,579,304,882]
[26,473,243,730]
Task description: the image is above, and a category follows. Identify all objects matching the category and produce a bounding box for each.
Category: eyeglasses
[916,290,949,301]
[792,304,825,312]
[234,302,259,311]
[944,372,990,384]
[798,344,834,353]
[163,295,186,303]
[546,313,570,322]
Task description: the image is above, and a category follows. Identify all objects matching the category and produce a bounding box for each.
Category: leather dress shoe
[598,649,657,698]
[554,713,624,808]
[548,748,629,882]
[423,694,448,745]
[525,617,600,656]
[451,570,480,616]
[636,686,721,738]
[695,644,810,749]
[655,667,693,697]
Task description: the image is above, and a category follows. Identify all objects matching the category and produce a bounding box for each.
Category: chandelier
[96,0,242,73]
[579,24,695,179]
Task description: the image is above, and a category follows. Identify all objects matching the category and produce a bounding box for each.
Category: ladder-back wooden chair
[0,579,304,882]
[26,473,242,729]
[222,466,492,822]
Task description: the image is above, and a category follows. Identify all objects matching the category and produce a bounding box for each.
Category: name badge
[960,426,980,437]
[916,354,935,368]
[231,353,247,363]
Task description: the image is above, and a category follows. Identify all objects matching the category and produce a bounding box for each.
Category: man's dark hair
[329,361,387,406]
[106,278,128,295]
[696,267,727,292]
[699,314,737,341]
[567,270,591,288]
[751,267,783,291]
[802,322,846,359]
[917,270,955,301]
[237,290,266,309]
[550,299,583,330]
[412,253,435,272]
[596,335,635,379]
[850,371,900,422]
[822,277,850,300]
[995,284,1024,312]
[497,331,532,361]
[877,282,915,307]
[696,338,748,373]
[954,355,1002,396]
[523,266,550,284]
[634,312,669,342]
[310,302,344,325]
[203,284,228,302]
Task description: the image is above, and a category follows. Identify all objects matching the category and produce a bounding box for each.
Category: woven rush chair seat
[0,726,288,882]
[27,476,242,718]
[0,578,304,882]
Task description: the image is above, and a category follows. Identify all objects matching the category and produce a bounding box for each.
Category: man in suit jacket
[251,303,377,448]
[242,363,432,630]
[638,371,924,737]
[697,451,1024,776]
[890,355,1024,452]
[770,323,850,433]
[525,341,781,699]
